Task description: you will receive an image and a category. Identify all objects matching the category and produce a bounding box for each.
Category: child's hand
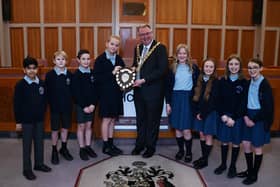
[16,123,22,131]
[89,104,95,112]
[83,107,91,114]
[244,116,255,127]
[112,66,122,75]
[246,119,255,127]
[221,115,228,123]
[196,114,202,120]
[166,104,171,115]
[226,117,235,127]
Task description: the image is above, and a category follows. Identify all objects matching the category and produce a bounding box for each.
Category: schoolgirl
[214,55,247,178]
[192,58,219,169]
[93,35,125,156]
[165,44,199,162]
[239,58,274,185]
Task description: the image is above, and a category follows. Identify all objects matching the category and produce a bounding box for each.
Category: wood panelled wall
[11,0,40,23]
[155,0,257,64]
[156,0,187,24]
[155,0,280,67]
[10,28,24,67]
[192,0,222,25]
[3,0,280,68]
[8,0,112,65]
[44,0,76,23]
[226,0,253,26]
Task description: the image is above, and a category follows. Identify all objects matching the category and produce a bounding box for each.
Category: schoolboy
[14,56,51,180]
[72,49,98,161]
[45,50,73,165]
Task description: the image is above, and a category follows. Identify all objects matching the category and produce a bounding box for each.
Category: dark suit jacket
[133,40,168,100]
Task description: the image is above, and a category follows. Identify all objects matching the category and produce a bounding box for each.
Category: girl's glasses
[248,66,259,70]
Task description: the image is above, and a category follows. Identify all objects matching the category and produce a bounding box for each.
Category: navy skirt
[193,111,217,135]
[242,109,270,147]
[169,91,193,130]
[217,115,243,145]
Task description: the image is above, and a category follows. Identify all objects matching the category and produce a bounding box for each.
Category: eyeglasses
[247,66,260,70]
[138,31,152,37]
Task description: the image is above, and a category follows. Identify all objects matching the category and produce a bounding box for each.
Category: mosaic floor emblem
[75,155,206,187]
[104,160,175,187]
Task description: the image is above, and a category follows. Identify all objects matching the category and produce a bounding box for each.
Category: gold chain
[136,42,160,72]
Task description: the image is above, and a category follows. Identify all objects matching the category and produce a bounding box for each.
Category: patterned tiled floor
[0,138,279,187]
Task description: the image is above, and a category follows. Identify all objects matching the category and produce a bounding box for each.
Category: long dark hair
[193,58,217,102]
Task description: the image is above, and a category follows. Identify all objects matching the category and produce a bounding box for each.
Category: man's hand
[133,79,145,87]
[166,104,172,115]
[16,123,22,131]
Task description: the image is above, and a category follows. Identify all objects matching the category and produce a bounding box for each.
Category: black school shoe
[51,149,59,165]
[108,138,123,155]
[142,149,155,158]
[85,146,98,158]
[110,144,123,155]
[184,154,192,163]
[34,164,52,172]
[214,164,227,175]
[193,157,204,166]
[79,148,89,161]
[242,175,257,185]
[236,170,248,178]
[103,146,119,156]
[175,150,184,160]
[227,166,237,178]
[193,159,208,169]
[59,148,74,161]
[23,170,36,180]
[131,147,144,155]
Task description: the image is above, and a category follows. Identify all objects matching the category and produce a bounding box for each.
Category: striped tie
[142,46,148,58]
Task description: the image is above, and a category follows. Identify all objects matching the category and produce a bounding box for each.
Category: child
[93,35,125,156]
[238,58,274,185]
[45,50,73,165]
[165,44,199,162]
[192,58,219,169]
[14,56,51,180]
[214,55,247,178]
[72,49,97,161]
